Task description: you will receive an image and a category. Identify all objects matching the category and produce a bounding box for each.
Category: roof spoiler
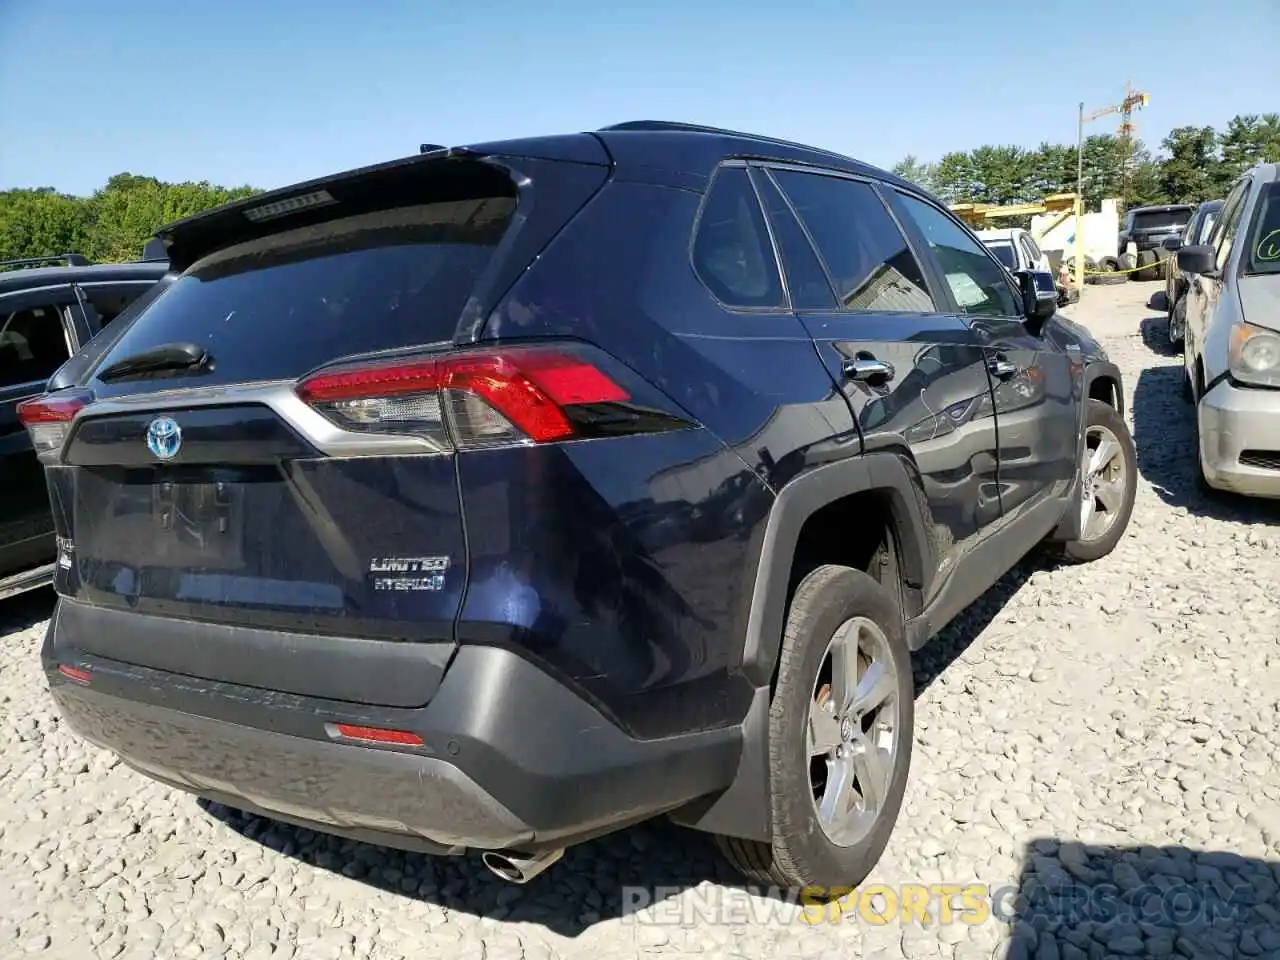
[140,237,169,262]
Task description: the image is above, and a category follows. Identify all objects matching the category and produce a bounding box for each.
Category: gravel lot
[4,280,1280,960]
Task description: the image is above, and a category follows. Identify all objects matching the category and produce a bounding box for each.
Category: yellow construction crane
[1073,83,1149,292]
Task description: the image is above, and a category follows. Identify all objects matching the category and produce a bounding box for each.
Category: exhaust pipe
[481,848,564,884]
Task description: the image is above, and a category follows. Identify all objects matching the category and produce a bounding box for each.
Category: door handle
[843,357,895,383]
[988,354,1018,379]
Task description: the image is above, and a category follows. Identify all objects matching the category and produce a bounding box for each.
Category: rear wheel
[715,564,913,891]
[1134,250,1159,282]
[1047,399,1136,564]
[1169,296,1186,348]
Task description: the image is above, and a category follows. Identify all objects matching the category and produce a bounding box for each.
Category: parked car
[25,121,1136,892]
[1118,203,1195,281]
[1179,162,1280,497]
[0,250,170,600]
[976,227,1078,306]
[1161,199,1224,346]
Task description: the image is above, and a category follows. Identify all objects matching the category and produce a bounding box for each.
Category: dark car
[1118,203,1195,280]
[1159,198,1223,346]
[23,121,1136,892]
[0,251,170,600]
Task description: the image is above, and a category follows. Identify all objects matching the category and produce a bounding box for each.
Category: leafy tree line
[892,113,1280,211]
[0,173,260,265]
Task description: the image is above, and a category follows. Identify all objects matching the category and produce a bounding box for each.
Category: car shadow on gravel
[198,799,742,935]
[197,559,1036,935]
[0,588,55,635]
[1138,316,1178,357]
[1005,839,1279,958]
[1132,366,1280,526]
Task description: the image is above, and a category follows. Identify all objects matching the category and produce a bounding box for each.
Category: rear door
[0,285,78,576]
[752,163,1003,596]
[888,190,1080,524]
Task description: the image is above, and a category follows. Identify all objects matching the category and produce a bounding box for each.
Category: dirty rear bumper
[43,600,742,854]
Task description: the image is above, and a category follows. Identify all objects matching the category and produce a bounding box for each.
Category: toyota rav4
[24,122,1137,891]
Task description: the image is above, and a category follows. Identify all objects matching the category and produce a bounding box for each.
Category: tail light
[16,389,92,464]
[296,345,632,450]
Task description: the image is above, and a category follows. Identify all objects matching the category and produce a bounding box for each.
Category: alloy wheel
[807,616,901,847]
[1078,423,1128,542]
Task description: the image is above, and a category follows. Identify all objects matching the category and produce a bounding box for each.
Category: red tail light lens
[17,390,91,464]
[57,664,92,685]
[297,346,630,448]
[328,723,424,746]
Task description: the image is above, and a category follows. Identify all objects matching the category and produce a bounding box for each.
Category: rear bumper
[43,602,742,853]
[1198,379,1280,498]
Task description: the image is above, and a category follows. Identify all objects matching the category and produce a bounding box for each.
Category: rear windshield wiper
[97,342,212,382]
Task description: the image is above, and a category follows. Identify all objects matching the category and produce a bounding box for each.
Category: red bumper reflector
[57,664,91,684]
[330,723,424,746]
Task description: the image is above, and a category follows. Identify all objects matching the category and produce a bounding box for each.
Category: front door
[752,164,1003,601]
[887,190,1080,526]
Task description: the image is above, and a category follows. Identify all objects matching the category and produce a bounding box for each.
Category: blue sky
[2,0,1277,196]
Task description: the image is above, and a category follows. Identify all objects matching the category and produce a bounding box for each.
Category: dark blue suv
[22,121,1136,892]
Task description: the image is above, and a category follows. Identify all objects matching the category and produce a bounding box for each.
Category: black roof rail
[0,252,90,271]
[419,143,447,153]
[597,120,863,168]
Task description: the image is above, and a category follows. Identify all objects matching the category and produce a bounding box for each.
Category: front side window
[895,193,1022,318]
[691,167,785,309]
[769,170,934,313]
[1214,181,1251,272]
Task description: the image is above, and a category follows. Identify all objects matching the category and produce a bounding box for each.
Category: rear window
[89,197,515,391]
[1132,209,1191,231]
[984,241,1016,269]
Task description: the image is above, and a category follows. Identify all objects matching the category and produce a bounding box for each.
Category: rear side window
[770,170,935,313]
[90,197,516,390]
[0,302,70,387]
[752,169,837,310]
[692,167,785,309]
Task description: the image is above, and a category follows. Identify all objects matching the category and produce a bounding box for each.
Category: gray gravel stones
[3,282,1280,958]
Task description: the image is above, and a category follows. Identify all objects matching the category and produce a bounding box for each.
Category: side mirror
[1176,243,1216,276]
[1161,236,1182,252]
[1014,269,1058,328]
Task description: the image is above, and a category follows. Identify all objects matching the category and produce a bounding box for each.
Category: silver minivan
[1180,162,1280,497]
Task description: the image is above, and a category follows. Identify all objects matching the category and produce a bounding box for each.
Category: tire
[1182,359,1195,404]
[715,564,914,892]
[1169,296,1186,349]
[1047,399,1137,565]
[1094,258,1127,285]
[1134,250,1159,282]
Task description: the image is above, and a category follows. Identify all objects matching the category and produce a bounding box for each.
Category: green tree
[891,154,937,193]
[1217,113,1280,188]
[0,188,91,262]
[932,151,981,204]
[84,173,258,263]
[1158,126,1220,204]
[967,145,1034,205]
